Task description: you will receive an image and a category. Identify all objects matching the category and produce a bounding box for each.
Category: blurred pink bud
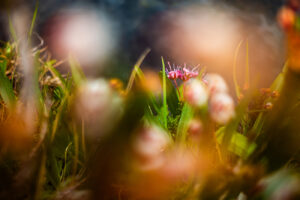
[47,8,116,72]
[187,118,204,140]
[74,79,122,138]
[183,79,208,107]
[132,125,170,170]
[161,149,197,180]
[204,73,228,95]
[209,93,235,124]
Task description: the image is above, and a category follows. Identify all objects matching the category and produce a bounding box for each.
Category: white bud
[74,79,122,138]
[133,126,170,160]
[209,93,235,124]
[183,79,208,107]
[204,73,228,95]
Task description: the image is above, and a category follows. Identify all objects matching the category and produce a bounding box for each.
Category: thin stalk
[72,123,79,176]
[244,39,250,90]
[233,40,243,99]
[161,57,168,129]
[28,0,39,40]
[125,48,151,94]
[81,120,86,160]
[173,79,181,101]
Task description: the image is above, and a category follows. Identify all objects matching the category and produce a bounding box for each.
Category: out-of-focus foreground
[2,0,300,200]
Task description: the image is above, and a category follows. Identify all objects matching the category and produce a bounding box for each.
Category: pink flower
[182,64,199,81]
[166,62,183,80]
[167,70,183,80]
[166,62,199,81]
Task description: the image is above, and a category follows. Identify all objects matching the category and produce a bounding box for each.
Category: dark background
[0,0,285,80]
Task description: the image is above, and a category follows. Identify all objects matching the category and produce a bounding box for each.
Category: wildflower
[166,62,200,81]
[204,73,228,95]
[182,64,199,81]
[209,93,235,124]
[166,62,183,80]
[183,79,208,107]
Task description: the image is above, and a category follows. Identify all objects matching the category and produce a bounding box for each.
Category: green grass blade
[28,0,39,39]
[216,127,256,159]
[8,16,17,42]
[220,92,251,158]
[233,40,243,98]
[125,48,150,94]
[61,142,72,182]
[251,61,288,137]
[244,39,250,89]
[0,60,16,109]
[161,57,168,129]
[69,55,86,86]
[176,103,193,143]
[46,61,67,90]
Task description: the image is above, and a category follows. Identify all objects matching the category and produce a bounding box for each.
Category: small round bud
[209,93,235,124]
[74,79,122,138]
[187,118,204,140]
[183,79,208,107]
[132,126,170,160]
[204,73,228,95]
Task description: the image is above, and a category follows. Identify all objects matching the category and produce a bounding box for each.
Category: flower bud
[74,79,122,139]
[204,73,228,95]
[187,118,204,141]
[183,79,208,107]
[161,148,197,180]
[209,93,235,124]
[132,126,170,160]
[46,7,116,73]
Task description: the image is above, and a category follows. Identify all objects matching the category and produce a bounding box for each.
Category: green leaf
[68,55,86,86]
[216,127,256,159]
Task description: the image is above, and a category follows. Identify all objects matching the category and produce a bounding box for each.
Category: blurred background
[0,0,286,89]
